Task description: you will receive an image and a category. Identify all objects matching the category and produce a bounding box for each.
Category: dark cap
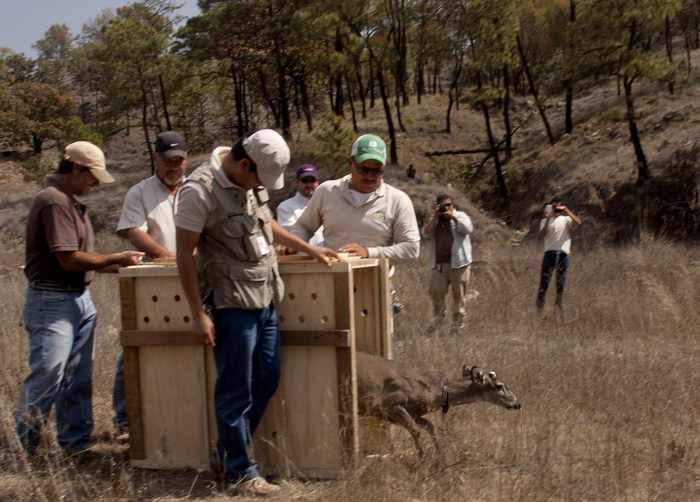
[296,164,318,180]
[155,131,187,159]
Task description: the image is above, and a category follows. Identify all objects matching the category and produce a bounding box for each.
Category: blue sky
[0,0,200,56]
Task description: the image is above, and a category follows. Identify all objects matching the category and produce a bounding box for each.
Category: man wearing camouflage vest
[175,130,337,497]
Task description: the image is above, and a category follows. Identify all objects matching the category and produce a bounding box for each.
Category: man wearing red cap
[16,141,143,455]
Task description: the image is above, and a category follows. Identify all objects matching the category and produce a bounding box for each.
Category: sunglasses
[299,177,317,183]
[356,166,384,176]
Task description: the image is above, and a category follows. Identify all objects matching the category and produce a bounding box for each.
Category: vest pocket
[223,263,270,309]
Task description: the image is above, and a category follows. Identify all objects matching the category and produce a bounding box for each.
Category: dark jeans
[536,251,569,311]
[112,352,127,429]
[212,304,280,482]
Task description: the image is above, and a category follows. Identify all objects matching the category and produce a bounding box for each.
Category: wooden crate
[119,257,392,477]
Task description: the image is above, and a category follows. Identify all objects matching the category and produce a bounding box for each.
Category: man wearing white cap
[16,141,144,455]
[175,130,337,497]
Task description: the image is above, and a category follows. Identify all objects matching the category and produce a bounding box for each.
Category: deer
[356,351,521,457]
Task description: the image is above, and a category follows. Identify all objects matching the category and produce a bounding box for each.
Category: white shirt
[277,192,324,246]
[540,215,573,254]
[117,175,179,252]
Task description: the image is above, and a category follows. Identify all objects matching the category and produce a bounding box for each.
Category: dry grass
[0,235,699,501]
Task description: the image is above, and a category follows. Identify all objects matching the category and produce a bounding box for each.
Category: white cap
[64,141,114,184]
[242,129,290,190]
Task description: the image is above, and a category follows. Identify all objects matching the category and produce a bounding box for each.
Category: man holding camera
[536,197,582,314]
[422,194,474,332]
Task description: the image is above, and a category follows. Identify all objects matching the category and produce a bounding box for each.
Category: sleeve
[566,216,574,228]
[116,185,147,232]
[41,204,80,252]
[367,192,420,260]
[276,200,295,228]
[174,183,211,234]
[290,188,324,241]
[453,211,473,235]
[539,219,546,231]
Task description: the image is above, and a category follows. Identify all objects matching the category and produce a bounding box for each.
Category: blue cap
[296,164,318,180]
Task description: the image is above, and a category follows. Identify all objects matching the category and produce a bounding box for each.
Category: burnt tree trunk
[354,56,367,118]
[665,15,675,95]
[564,0,576,134]
[502,64,513,161]
[158,74,172,131]
[138,68,155,175]
[516,35,556,145]
[477,73,508,201]
[376,62,398,164]
[259,71,280,128]
[368,54,376,108]
[297,73,313,132]
[346,71,359,133]
[232,65,246,139]
[624,75,650,241]
[445,53,463,134]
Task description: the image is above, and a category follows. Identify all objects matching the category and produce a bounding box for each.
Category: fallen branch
[425,146,513,157]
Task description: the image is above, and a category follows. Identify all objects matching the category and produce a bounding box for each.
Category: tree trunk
[400,0,409,106]
[274,42,291,138]
[665,15,675,95]
[623,76,649,182]
[516,35,556,145]
[564,0,576,134]
[368,54,376,108]
[346,71,359,133]
[138,69,155,175]
[445,54,463,134]
[149,84,163,133]
[477,71,508,201]
[394,77,407,133]
[354,57,367,118]
[158,74,172,131]
[31,133,43,154]
[502,64,513,161]
[623,75,649,241]
[376,62,398,164]
[333,27,344,117]
[232,65,245,139]
[259,71,280,128]
[298,73,313,132]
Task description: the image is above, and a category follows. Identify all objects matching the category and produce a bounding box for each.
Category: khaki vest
[186,164,284,310]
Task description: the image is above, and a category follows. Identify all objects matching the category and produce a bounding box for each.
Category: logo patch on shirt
[373,211,386,223]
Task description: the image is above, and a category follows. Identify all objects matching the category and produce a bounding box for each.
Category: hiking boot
[234,476,281,497]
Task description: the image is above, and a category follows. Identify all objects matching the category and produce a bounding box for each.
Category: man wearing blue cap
[276,164,324,246]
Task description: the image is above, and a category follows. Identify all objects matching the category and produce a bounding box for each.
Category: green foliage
[310,113,354,177]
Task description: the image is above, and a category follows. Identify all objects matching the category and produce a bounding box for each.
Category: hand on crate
[339,243,369,258]
[307,246,340,265]
[194,310,215,346]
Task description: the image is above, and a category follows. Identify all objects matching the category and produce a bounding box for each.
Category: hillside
[2,48,700,261]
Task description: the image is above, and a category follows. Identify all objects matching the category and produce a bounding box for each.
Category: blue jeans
[112,352,127,429]
[536,251,570,311]
[15,288,96,453]
[212,305,280,482]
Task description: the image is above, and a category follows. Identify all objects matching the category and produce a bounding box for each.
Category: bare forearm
[177,253,204,318]
[272,220,316,255]
[56,251,124,272]
[565,208,582,225]
[422,218,437,237]
[124,229,174,258]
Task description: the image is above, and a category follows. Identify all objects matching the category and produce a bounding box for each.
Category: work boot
[234,476,281,497]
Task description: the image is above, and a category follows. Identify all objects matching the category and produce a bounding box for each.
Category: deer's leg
[386,406,424,457]
[414,416,439,453]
